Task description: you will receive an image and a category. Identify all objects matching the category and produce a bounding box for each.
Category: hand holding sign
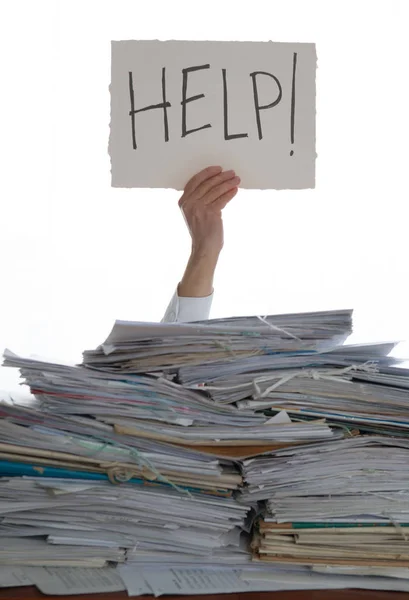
[177,166,239,298]
[179,166,240,257]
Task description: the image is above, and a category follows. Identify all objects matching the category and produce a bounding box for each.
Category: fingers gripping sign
[177,166,239,299]
[179,166,240,257]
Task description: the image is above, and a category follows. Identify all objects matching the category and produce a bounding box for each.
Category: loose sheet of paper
[241,569,409,593]
[0,567,33,588]
[119,566,332,596]
[118,566,153,596]
[23,566,126,595]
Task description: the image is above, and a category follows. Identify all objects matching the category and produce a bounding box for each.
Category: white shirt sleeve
[161,288,213,323]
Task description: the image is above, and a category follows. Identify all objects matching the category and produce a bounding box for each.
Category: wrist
[190,244,222,263]
[178,250,219,298]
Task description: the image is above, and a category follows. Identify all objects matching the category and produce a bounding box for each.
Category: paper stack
[2,307,409,594]
[239,365,409,571]
[243,436,409,566]
[0,477,250,567]
[83,310,353,374]
[0,310,351,572]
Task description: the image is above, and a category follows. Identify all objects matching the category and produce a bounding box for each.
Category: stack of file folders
[1,308,409,592]
[243,436,409,567]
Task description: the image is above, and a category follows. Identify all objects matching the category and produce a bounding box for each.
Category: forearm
[178,250,220,297]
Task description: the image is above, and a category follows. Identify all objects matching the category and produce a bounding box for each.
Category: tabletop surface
[1,589,409,600]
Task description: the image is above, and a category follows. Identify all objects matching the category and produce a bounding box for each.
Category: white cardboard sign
[109,40,316,190]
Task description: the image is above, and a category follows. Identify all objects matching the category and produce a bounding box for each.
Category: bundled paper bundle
[177,340,399,387]
[0,477,250,567]
[244,436,409,567]
[179,343,409,436]
[242,436,409,501]
[253,521,409,567]
[0,402,242,495]
[2,347,337,455]
[82,310,353,373]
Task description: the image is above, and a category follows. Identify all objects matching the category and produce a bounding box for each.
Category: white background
[1,0,408,397]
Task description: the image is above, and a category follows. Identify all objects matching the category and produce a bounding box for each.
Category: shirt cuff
[161,288,213,323]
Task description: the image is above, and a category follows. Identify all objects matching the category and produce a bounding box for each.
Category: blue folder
[0,460,231,497]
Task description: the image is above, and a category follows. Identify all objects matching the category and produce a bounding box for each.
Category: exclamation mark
[290,52,297,156]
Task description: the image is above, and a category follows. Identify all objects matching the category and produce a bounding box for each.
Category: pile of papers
[242,436,409,503]
[233,337,409,573]
[243,436,409,566]
[83,310,353,373]
[2,308,409,595]
[178,342,409,435]
[254,519,409,567]
[0,477,250,567]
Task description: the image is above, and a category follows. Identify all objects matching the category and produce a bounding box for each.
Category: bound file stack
[82,310,353,374]
[243,435,409,567]
[236,337,409,571]
[1,350,336,454]
[0,476,251,568]
[179,342,409,436]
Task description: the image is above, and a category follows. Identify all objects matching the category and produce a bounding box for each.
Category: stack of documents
[3,307,409,592]
[254,519,409,567]
[82,310,353,373]
[0,309,353,575]
[242,435,409,502]
[177,340,400,386]
[0,401,243,495]
[0,538,125,568]
[2,349,337,452]
[179,343,409,436]
[0,476,249,567]
[243,435,409,566]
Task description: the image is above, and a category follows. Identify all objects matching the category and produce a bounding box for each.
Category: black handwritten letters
[128,68,170,150]
[249,72,282,140]
[222,68,248,141]
[128,53,297,154]
[181,65,212,137]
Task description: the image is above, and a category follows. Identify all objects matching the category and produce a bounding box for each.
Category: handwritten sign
[109,40,316,190]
